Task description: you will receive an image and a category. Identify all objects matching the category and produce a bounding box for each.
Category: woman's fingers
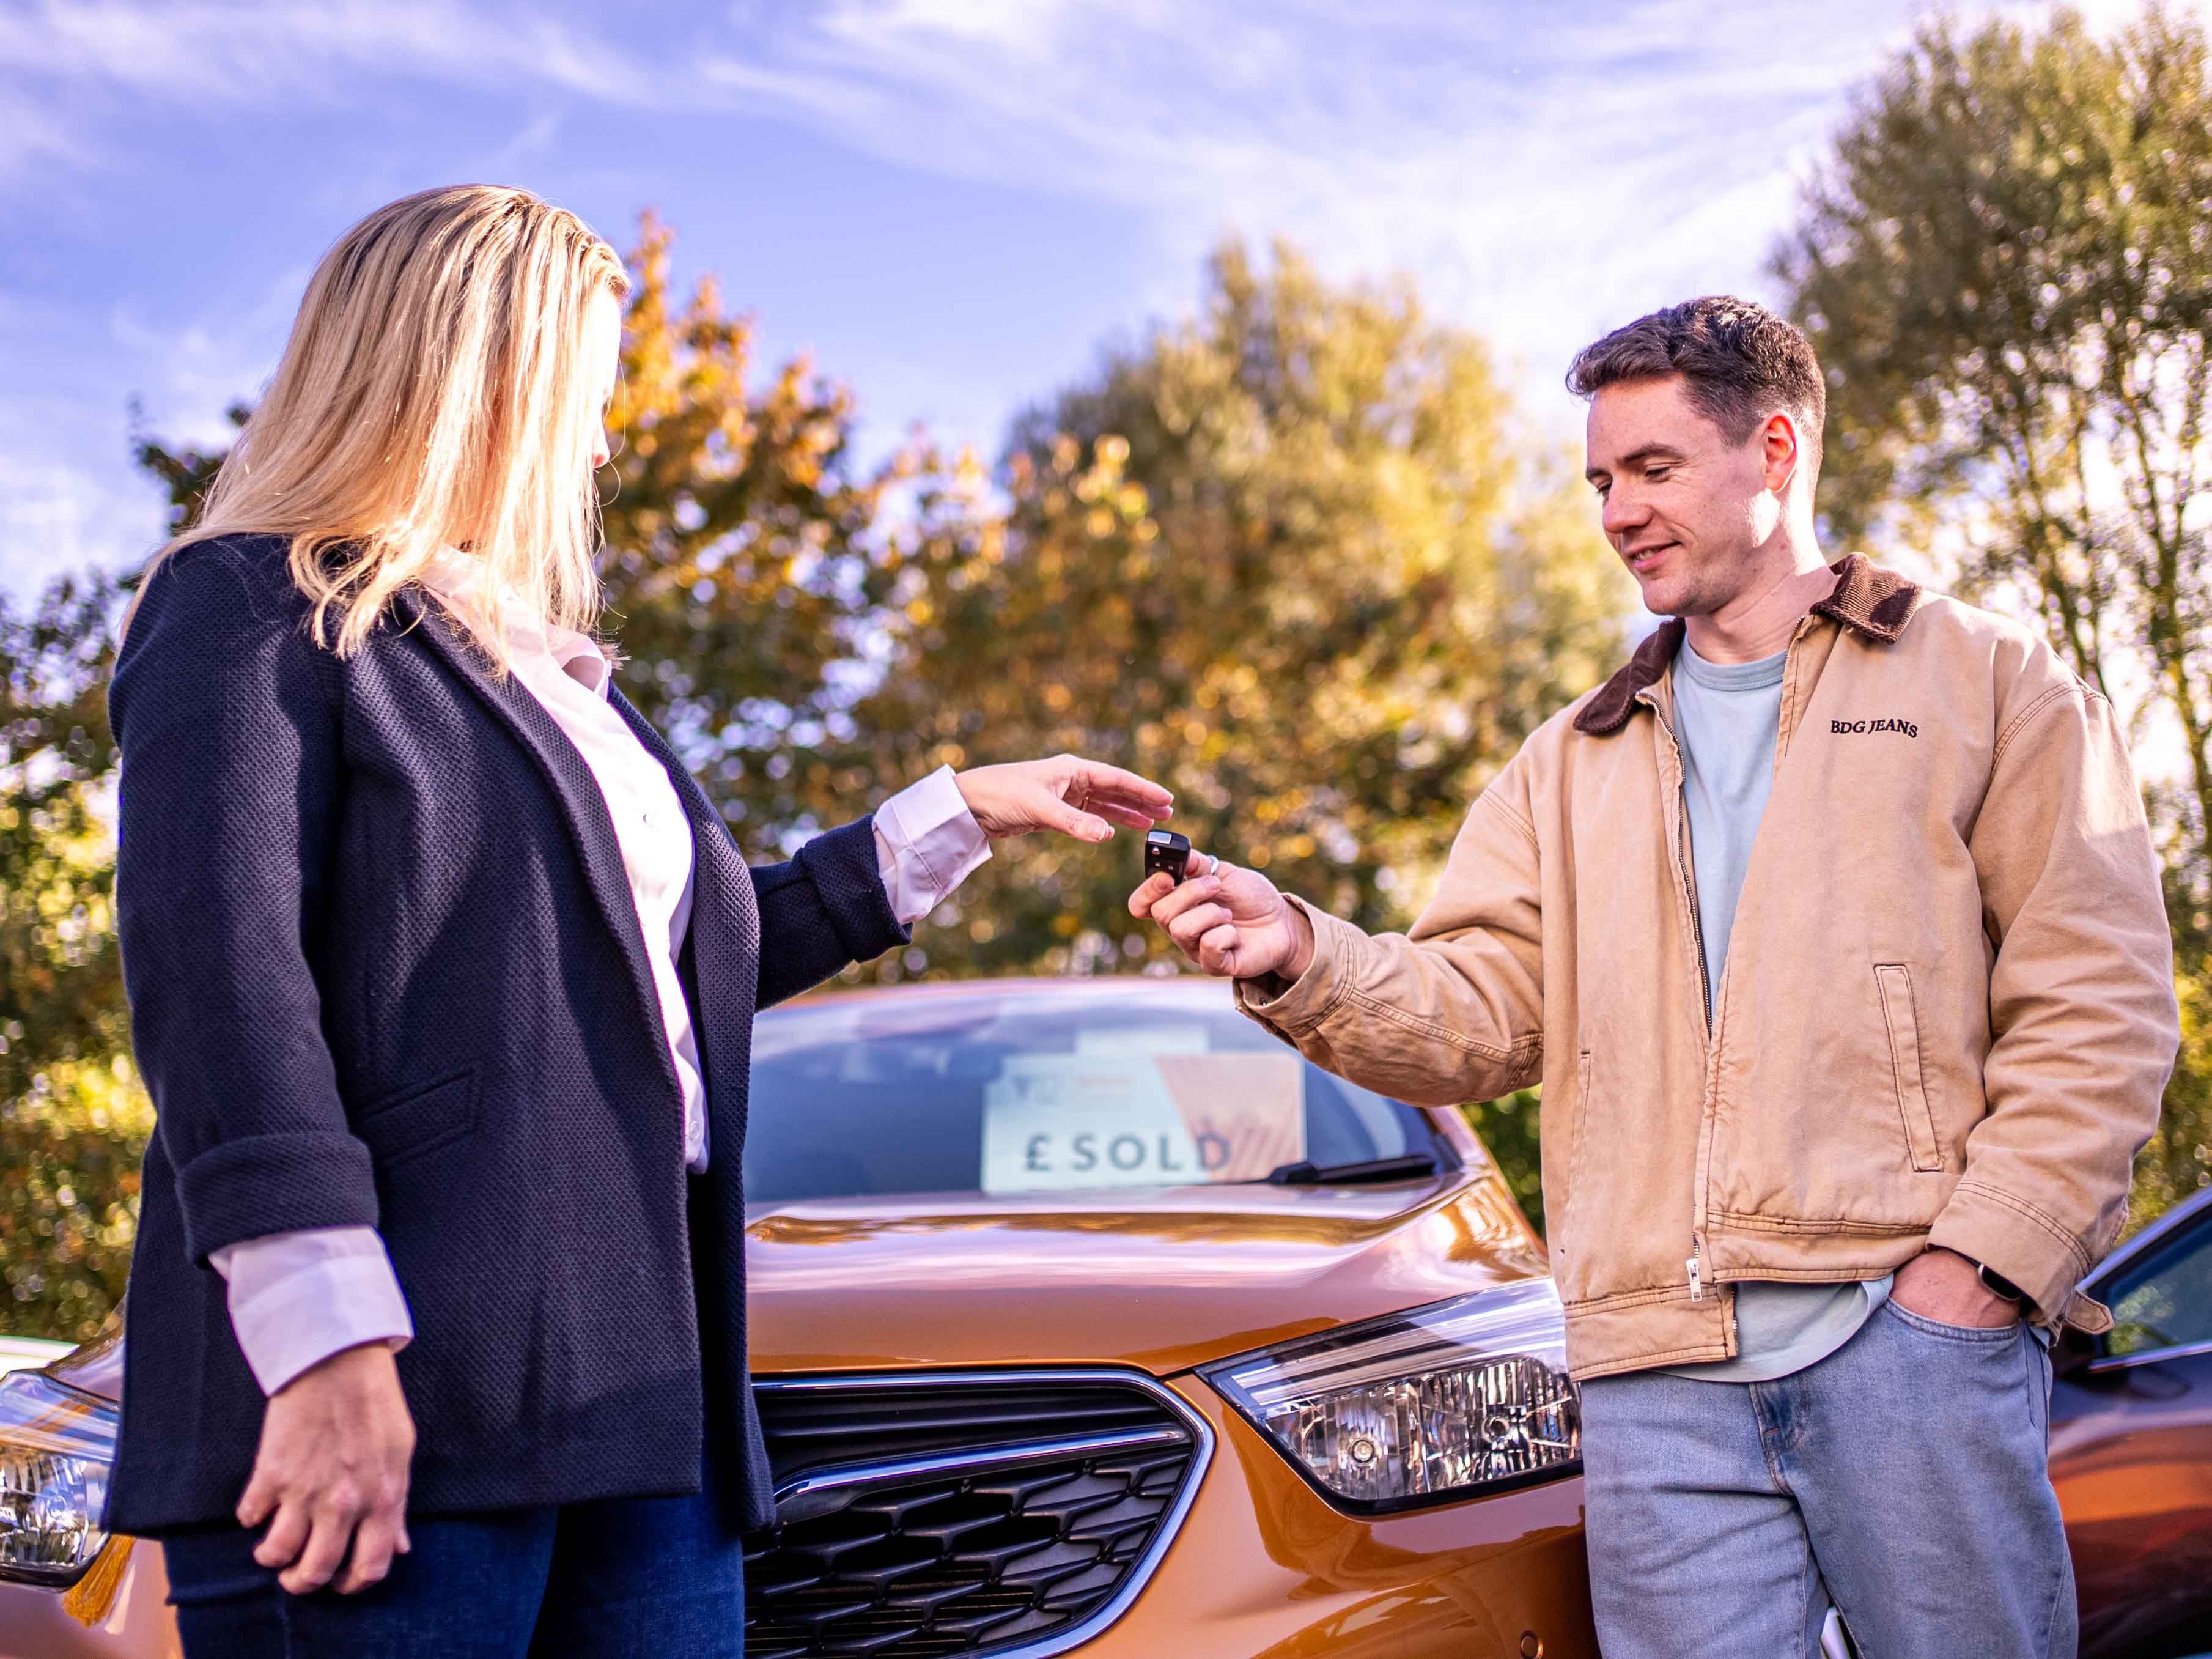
[1038,794,1113,842]
[245,1343,417,1597]
[1092,800,1166,830]
[334,1455,409,1593]
[279,1500,359,1595]
[954,757,1172,841]
[1065,759,1173,818]
[336,1510,402,1595]
[251,1493,311,1570]
[237,1461,282,1533]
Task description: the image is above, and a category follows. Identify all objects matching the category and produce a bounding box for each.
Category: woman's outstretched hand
[954,756,1173,843]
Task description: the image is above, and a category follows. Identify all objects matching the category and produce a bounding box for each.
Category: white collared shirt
[209,557,990,1394]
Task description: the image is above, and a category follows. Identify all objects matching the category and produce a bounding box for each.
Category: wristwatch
[1975,1260,2026,1303]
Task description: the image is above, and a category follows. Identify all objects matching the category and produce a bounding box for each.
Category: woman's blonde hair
[128,183,628,668]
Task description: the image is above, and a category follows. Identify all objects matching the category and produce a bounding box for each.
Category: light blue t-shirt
[1657,640,1892,1383]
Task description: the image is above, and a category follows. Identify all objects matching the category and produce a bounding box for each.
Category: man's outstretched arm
[1131,763,1546,1107]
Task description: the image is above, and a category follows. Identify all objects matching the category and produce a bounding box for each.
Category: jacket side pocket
[355,1069,479,1170]
[1874,965,1942,1172]
[1559,1050,1594,1255]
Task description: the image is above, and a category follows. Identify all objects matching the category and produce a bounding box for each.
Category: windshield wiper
[1263,1152,1439,1186]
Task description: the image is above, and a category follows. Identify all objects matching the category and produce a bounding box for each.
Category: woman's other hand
[954,756,1173,843]
[237,1341,416,1595]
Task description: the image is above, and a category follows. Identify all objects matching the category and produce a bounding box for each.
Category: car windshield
[745,983,1443,1204]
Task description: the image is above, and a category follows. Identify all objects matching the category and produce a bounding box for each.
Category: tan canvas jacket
[1240,555,2180,1381]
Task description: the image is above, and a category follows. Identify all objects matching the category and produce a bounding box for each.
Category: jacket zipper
[1645,684,1714,1302]
[1676,785,1712,1302]
[1665,617,1822,1310]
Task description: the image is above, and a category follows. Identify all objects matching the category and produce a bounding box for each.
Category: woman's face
[584,286,620,474]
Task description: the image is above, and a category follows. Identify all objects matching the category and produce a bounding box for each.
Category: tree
[79,229,1611,1301]
[1775,3,2212,1223]
[781,241,1628,1229]
[13,214,894,1342]
[0,573,148,1340]
[594,215,902,856]
[130,399,248,536]
[802,239,1631,989]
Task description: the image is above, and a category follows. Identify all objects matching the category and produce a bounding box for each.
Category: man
[1131,297,2178,1658]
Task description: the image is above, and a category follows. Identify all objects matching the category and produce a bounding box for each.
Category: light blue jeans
[1580,1297,2073,1658]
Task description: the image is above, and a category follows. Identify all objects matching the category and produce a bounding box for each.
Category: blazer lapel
[607,687,763,1123]
[605,688,754,933]
[396,589,681,1103]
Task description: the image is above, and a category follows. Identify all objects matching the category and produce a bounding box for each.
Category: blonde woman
[107,184,1172,1657]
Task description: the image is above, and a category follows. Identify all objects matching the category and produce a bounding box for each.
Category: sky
[0,0,2170,597]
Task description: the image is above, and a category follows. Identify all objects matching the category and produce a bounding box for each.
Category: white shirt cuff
[872,764,992,926]
[208,1226,415,1396]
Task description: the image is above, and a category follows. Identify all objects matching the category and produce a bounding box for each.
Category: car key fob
[1144,828,1192,884]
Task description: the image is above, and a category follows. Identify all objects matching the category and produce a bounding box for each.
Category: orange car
[2048,1180,2212,1655]
[1,978,1595,1658]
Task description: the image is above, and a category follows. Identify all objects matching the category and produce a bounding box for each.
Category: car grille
[743,1370,1212,1659]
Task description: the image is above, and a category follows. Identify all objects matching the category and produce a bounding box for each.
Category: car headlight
[0,1367,117,1584]
[1200,1278,1580,1512]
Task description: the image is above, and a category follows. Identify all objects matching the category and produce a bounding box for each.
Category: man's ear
[1760,411,1801,497]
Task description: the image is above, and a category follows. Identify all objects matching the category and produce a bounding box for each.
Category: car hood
[744,1170,1550,1376]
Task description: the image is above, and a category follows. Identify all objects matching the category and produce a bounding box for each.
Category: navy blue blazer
[106,534,908,1534]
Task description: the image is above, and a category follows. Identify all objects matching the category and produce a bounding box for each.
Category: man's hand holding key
[1127,850,1316,982]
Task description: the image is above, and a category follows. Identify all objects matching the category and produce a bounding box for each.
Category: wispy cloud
[0,0,652,103]
[688,0,2067,410]
[0,0,662,193]
[4,0,2203,597]
[2,0,2174,384]
[0,420,160,585]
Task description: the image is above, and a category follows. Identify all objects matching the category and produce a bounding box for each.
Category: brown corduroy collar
[1572,553,1922,737]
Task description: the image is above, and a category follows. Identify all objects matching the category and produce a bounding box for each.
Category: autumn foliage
[3,223,1617,1336]
[17,6,2212,1343]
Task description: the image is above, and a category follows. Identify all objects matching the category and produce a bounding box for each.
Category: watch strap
[1975,1260,2026,1303]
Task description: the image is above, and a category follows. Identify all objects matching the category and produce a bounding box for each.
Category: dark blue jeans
[161,1447,747,1658]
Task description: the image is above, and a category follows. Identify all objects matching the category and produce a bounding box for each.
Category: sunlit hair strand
[128,183,627,672]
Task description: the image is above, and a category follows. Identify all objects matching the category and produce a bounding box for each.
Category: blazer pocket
[1873,965,1942,1172]
[355,1069,479,1169]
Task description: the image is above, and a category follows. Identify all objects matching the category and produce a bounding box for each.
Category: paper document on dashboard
[981,1051,1306,1192]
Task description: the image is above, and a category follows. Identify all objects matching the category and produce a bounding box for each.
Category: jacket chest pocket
[1873,965,1942,1172]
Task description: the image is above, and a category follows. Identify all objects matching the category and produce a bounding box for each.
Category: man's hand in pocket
[1892,1247,2021,1328]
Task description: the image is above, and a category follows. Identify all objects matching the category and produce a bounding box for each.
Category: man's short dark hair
[1566,297,1826,475]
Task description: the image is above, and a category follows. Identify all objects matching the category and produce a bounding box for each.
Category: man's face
[1583,375,1783,618]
